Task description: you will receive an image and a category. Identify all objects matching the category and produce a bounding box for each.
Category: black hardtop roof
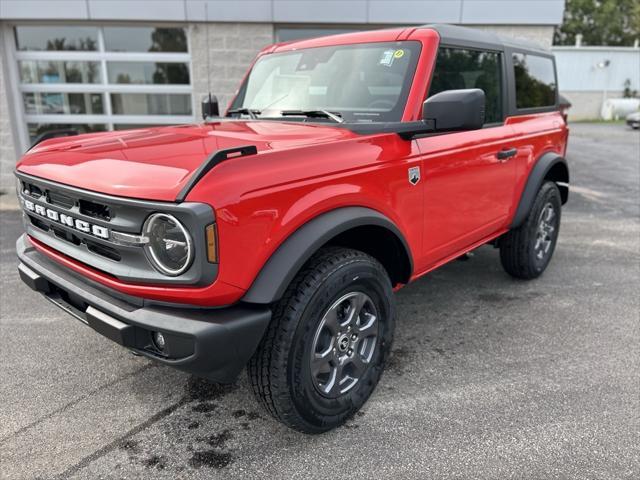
[421,24,552,56]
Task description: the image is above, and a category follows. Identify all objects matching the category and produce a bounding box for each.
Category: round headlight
[143,213,193,276]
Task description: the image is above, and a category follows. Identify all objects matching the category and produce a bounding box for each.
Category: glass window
[111,93,192,115]
[15,26,98,51]
[429,47,503,124]
[107,62,189,85]
[513,54,557,109]
[23,93,104,115]
[103,27,187,52]
[233,41,421,123]
[27,123,106,143]
[19,61,101,84]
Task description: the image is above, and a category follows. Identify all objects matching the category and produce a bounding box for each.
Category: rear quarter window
[513,53,557,109]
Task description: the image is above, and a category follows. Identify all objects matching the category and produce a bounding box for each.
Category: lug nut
[347,348,353,356]
[351,334,357,340]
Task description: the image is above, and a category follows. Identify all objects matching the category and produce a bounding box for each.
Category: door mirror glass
[201,94,220,119]
[423,89,485,132]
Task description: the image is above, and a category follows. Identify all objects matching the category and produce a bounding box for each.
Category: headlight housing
[143,213,193,276]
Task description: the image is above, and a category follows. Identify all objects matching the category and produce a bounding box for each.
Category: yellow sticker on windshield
[394,49,405,58]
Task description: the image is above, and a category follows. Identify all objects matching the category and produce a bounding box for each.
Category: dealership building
[0,0,566,192]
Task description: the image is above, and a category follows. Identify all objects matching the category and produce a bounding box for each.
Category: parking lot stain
[189,450,234,469]
[143,454,167,469]
[200,429,233,449]
[119,439,140,454]
[387,347,413,374]
[232,409,247,418]
[192,402,218,413]
[185,376,238,402]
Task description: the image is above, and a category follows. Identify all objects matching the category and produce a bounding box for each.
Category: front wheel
[500,181,562,279]
[248,247,395,433]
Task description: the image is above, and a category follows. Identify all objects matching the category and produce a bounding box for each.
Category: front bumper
[17,234,271,383]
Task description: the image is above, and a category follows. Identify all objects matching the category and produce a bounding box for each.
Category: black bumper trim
[17,235,271,383]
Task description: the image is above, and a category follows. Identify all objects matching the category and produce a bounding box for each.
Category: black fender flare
[511,152,569,228]
[242,207,413,304]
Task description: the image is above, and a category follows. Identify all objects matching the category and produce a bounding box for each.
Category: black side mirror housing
[201,94,220,120]
[423,89,485,132]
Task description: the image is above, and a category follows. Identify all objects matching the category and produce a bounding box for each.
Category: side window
[513,53,556,109]
[428,47,503,124]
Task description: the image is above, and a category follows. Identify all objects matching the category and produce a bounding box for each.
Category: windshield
[230,41,421,123]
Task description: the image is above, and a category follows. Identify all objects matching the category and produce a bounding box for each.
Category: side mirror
[201,94,220,120]
[423,89,485,132]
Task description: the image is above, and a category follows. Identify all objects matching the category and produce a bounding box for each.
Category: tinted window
[15,26,98,51]
[513,54,556,109]
[103,27,187,52]
[429,48,503,124]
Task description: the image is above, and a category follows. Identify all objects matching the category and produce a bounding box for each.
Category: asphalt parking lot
[0,123,638,479]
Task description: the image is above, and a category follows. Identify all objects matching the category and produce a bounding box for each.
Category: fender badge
[408,166,420,185]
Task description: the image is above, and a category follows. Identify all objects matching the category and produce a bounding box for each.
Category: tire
[500,181,562,279]
[248,247,395,433]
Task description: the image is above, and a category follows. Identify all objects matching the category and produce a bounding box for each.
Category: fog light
[153,331,166,351]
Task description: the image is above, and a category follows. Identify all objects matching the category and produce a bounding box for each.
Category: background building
[553,45,640,120]
[0,0,567,192]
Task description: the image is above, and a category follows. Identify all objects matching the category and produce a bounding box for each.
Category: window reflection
[107,62,189,85]
[15,26,98,51]
[513,54,556,109]
[28,123,106,143]
[19,61,101,84]
[103,27,187,52]
[111,93,192,115]
[23,93,104,115]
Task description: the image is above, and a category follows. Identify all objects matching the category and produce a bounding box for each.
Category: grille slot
[26,183,44,199]
[86,240,121,261]
[79,199,111,221]
[29,214,50,232]
[47,190,75,209]
[51,225,82,246]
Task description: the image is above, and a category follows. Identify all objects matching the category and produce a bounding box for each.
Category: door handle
[497,147,517,161]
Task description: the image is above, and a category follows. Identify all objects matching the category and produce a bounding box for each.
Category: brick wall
[190,23,274,114]
[473,25,555,49]
[0,33,18,197]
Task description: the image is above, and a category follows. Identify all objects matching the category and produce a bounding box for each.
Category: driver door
[417,46,517,265]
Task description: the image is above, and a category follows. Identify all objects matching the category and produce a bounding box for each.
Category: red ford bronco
[15,25,569,433]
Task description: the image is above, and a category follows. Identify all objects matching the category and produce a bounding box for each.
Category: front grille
[17,171,216,286]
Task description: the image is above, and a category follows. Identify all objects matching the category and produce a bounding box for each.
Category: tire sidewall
[288,258,395,430]
[526,182,562,274]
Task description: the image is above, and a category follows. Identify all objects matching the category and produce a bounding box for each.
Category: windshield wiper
[280,110,344,123]
[227,108,261,119]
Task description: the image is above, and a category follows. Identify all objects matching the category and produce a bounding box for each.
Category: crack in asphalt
[0,363,153,446]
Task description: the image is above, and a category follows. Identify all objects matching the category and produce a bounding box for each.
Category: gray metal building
[0,0,566,191]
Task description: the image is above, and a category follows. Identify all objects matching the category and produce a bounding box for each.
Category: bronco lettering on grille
[23,199,110,239]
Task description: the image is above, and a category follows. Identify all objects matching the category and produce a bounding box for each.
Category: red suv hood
[17,121,358,201]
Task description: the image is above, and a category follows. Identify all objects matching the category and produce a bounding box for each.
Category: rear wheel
[248,247,395,433]
[500,181,562,279]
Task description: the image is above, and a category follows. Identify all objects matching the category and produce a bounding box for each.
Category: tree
[554,0,640,46]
